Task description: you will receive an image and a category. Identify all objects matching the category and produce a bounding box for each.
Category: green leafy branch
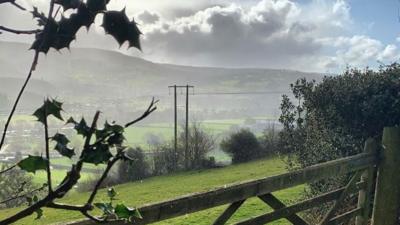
[0,98,157,224]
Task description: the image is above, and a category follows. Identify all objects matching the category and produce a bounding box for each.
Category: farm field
[0,156,304,225]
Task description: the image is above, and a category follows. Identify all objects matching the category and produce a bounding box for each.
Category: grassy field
[0,156,305,225]
[32,170,96,187]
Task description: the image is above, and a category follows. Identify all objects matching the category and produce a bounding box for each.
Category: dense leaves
[83,143,113,165]
[17,155,48,174]
[33,98,63,123]
[102,9,142,49]
[221,129,262,164]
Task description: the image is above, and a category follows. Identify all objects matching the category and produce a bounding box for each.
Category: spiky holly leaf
[33,98,63,124]
[35,208,43,220]
[50,16,82,50]
[114,204,142,221]
[94,202,114,216]
[30,19,58,53]
[107,132,125,146]
[31,7,47,26]
[67,118,91,137]
[87,0,110,12]
[17,155,48,174]
[96,121,124,143]
[52,133,75,158]
[102,9,142,50]
[107,187,117,200]
[54,0,81,11]
[74,4,96,29]
[83,143,113,165]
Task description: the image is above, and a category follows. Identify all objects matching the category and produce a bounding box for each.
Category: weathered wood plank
[356,138,378,225]
[65,152,376,225]
[212,200,245,225]
[258,193,308,225]
[232,187,349,225]
[319,171,362,225]
[328,207,362,225]
[372,127,400,225]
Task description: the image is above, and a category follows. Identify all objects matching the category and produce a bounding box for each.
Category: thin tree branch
[0,26,41,35]
[0,51,39,151]
[81,211,106,223]
[0,164,16,175]
[0,185,46,206]
[43,107,52,193]
[125,98,158,128]
[86,154,122,205]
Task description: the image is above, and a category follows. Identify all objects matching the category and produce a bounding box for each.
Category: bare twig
[0,164,16,175]
[0,51,39,151]
[43,107,52,193]
[0,26,41,35]
[0,185,46,206]
[86,154,123,205]
[125,98,158,128]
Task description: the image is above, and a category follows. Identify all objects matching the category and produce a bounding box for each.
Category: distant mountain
[0,41,325,116]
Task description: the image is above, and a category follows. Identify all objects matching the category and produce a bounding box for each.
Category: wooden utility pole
[168,85,194,170]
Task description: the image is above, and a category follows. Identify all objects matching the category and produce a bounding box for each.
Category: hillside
[0,41,324,118]
[0,157,303,225]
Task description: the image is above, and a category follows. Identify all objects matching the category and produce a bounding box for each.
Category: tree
[278,64,400,222]
[221,129,262,164]
[0,0,157,223]
[179,122,215,169]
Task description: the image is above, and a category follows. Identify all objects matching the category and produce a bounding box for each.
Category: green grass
[32,170,95,187]
[0,157,305,225]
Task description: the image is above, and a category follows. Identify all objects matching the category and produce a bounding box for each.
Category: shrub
[220,129,262,164]
[117,147,151,183]
[278,64,400,222]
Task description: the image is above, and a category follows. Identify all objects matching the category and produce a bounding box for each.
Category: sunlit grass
[0,156,304,225]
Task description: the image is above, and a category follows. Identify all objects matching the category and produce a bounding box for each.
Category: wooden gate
[66,127,400,225]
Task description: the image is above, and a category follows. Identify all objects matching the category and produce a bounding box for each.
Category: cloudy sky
[0,0,399,72]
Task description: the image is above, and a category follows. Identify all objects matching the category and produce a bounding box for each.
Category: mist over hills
[0,41,324,119]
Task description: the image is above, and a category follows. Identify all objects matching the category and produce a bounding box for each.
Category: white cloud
[1,0,399,72]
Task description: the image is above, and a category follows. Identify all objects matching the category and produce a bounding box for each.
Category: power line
[194,91,291,95]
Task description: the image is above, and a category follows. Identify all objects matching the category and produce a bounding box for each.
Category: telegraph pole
[168,85,194,169]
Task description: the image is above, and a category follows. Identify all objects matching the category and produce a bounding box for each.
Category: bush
[278,64,400,222]
[151,142,180,175]
[117,147,151,183]
[0,165,39,209]
[221,129,262,164]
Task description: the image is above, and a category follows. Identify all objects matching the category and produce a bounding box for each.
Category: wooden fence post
[356,138,377,225]
[371,127,400,225]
